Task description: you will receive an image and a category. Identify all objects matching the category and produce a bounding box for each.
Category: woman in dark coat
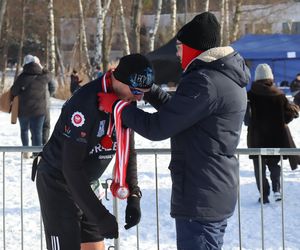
[11,55,53,155]
[247,63,300,204]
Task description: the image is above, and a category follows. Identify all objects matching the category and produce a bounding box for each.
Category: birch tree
[130,0,143,53]
[118,0,130,55]
[0,0,7,40]
[94,0,112,67]
[48,0,56,75]
[0,15,9,93]
[103,11,116,71]
[204,0,209,11]
[231,0,243,43]
[170,0,177,37]
[149,0,162,52]
[219,0,225,46]
[224,0,230,45]
[15,0,26,79]
[78,0,92,77]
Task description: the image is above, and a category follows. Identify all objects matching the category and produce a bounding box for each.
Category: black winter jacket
[39,77,139,224]
[122,47,250,222]
[11,63,54,117]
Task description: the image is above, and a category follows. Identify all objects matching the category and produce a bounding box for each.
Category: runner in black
[33,54,154,250]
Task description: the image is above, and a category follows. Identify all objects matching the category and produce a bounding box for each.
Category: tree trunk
[78,0,92,78]
[118,0,130,55]
[14,0,26,80]
[219,0,225,46]
[0,0,7,40]
[55,37,66,86]
[224,0,230,45]
[204,0,209,11]
[95,0,112,67]
[130,0,142,53]
[149,0,162,52]
[103,12,116,71]
[231,0,243,43]
[170,0,177,37]
[48,0,56,75]
[0,16,9,93]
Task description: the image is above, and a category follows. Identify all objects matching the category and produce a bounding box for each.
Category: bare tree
[130,0,143,53]
[149,0,162,51]
[0,0,7,40]
[224,0,230,45]
[78,0,92,77]
[231,0,243,43]
[0,14,9,93]
[118,0,130,55]
[47,0,56,75]
[94,0,112,67]
[219,0,225,46]
[103,11,116,71]
[204,0,209,11]
[170,0,177,37]
[15,0,26,79]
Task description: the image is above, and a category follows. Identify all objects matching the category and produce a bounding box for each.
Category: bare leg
[81,241,105,250]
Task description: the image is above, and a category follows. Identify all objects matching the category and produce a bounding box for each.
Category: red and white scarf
[100,71,130,199]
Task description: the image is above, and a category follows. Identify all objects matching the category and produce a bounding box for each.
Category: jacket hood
[185,46,250,88]
[22,62,43,75]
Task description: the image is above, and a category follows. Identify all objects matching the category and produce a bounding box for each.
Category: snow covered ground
[1,94,300,249]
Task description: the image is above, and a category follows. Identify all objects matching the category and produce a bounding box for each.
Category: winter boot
[273,192,282,202]
[258,196,270,204]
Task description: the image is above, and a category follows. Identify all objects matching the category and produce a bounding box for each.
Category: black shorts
[36,170,104,250]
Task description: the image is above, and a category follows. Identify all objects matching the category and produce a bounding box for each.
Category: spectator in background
[93,65,103,79]
[33,56,57,145]
[290,73,300,106]
[70,69,82,94]
[11,55,54,158]
[246,64,300,204]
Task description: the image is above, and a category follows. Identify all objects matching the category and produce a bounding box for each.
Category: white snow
[1,92,300,249]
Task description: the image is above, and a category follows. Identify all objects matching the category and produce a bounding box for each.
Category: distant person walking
[247,64,300,204]
[70,69,82,94]
[11,55,54,157]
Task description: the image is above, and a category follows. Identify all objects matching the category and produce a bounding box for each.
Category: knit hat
[113,54,154,89]
[254,64,274,81]
[23,54,35,65]
[177,12,221,51]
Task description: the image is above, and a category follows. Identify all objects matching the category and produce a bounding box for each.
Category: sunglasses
[129,87,144,95]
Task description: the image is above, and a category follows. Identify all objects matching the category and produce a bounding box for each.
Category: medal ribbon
[100,71,130,199]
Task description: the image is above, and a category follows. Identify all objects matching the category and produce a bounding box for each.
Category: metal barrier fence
[0,146,300,250]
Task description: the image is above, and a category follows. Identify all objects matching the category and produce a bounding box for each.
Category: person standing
[70,69,82,94]
[33,54,153,250]
[290,72,300,106]
[247,63,300,204]
[11,54,53,157]
[99,12,250,250]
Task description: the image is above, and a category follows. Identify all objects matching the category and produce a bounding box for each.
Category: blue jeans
[175,218,227,250]
[19,115,45,146]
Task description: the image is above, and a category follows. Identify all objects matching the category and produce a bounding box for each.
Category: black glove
[97,206,119,239]
[124,196,141,230]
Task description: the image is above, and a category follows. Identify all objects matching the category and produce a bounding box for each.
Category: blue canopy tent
[231,34,300,92]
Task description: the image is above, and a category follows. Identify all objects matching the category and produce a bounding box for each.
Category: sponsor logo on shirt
[89,142,117,155]
[97,120,106,137]
[63,125,71,137]
[71,111,85,127]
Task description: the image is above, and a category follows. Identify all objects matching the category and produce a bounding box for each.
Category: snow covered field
[1,95,300,250]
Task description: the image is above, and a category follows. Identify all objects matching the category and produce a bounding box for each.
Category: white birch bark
[48,0,56,75]
[118,0,130,55]
[224,0,230,45]
[204,0,209,11]
[149,0,162,51]
[231,0,243,43]
[170,0,177,37]
[0,0,7,40]
[131,0,142,53]
[94,0,111,67]
[78,0,92,76]
[219,0,225,46]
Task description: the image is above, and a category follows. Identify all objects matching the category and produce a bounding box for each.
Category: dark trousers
[19,115,45,146]
[43,109,51,145]
[175,218,227,250]
[253,156,281,198]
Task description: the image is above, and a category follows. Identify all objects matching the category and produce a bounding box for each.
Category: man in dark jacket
[11,55,55,157]
[247,63,300,204]
[99,12,250,250]
[34,54,153,250]
[290,72,300,106]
